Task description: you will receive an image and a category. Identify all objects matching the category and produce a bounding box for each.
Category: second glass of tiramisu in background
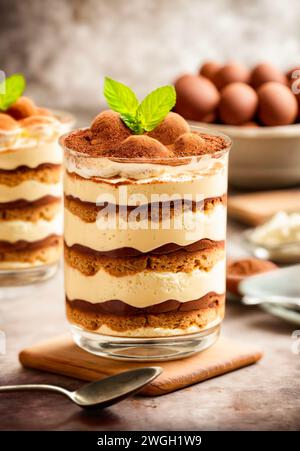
[62,78,230,360]
[0,74,74,285]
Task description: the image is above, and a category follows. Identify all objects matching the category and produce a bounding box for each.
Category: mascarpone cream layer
[0,142,62,170]
[65,258,226,307]
[64,169,227,205]
[0,213,63,242]
[64,204,227,252]
[0,181,62,203]
[65,151,228,180]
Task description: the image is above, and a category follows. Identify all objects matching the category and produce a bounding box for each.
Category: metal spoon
[0,367,162,409]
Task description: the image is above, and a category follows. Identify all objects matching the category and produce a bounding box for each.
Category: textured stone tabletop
[0,221,299,431]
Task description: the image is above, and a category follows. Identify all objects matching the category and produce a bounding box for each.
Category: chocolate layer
[65,194,226,212]
[64,194,226,224]
[0,195,60,210]
[0,163,62,186]
[0,163,61,174]
[66,292,225,316]
[0,235,61,252]
[65,238,225,258]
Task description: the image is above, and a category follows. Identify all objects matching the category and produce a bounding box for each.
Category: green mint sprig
[104,77,176,134]
[0,73,26,111]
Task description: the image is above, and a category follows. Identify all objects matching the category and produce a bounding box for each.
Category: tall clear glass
[0,111,74,285]
[61,128,231,361]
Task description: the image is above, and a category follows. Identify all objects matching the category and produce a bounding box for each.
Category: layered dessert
[0,81,73,277]
[62,80,230,341]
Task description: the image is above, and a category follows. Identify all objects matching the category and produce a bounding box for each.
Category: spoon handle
[0,384,70,398]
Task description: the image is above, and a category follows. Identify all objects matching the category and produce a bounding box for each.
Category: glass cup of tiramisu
[61,79,230,360]
[0,82,74,285]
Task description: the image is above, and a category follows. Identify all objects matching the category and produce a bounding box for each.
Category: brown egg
[250,63,287,88]
[257,82,298,126]
[293,90,300,122]
[240,121,260,128]
[218,82,258,125]
[213,63,250,90]
[174,74,220,121]
[199,61,221,81]
[200,111,217,123]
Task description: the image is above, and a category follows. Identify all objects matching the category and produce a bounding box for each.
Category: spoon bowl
[71,367,162,409]
[0,367,162,410]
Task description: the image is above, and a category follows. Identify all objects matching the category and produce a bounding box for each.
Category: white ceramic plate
[260,303,300,325]
[239,264,300,325]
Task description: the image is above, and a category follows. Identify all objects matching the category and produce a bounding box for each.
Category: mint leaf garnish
[104,77,138,117]
[0,73,26,111]
[136,86,176,132]
[120,112,144,134]
[103,77,176,134]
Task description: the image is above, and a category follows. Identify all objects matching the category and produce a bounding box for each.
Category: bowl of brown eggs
[174,61,300,189]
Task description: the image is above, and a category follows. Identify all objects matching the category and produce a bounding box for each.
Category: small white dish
[189,121,300,189]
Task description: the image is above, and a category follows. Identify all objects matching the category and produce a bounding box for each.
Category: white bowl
[190,121,300,189]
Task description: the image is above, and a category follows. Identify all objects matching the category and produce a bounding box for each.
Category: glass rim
[59,124,231,164]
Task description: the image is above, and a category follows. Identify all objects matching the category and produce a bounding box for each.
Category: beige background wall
[1,0,300,115]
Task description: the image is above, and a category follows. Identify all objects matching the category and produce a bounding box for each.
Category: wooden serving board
[19,335,262,396]
[228,189,300,226]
